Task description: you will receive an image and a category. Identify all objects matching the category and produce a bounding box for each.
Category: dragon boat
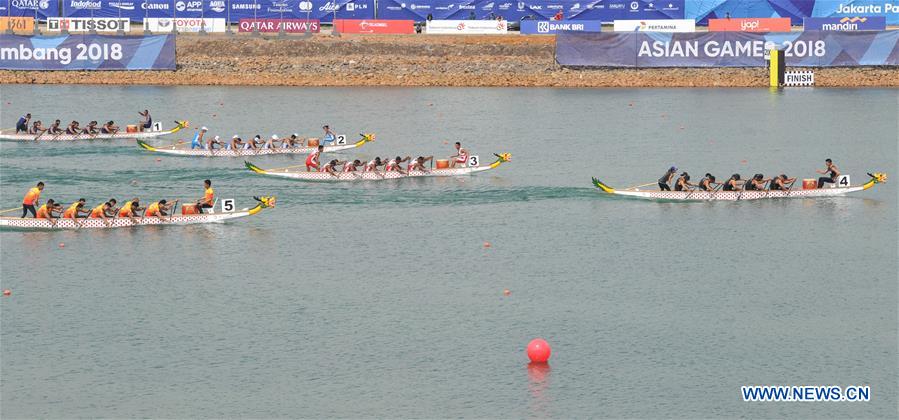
[136,133,374,157]
[0,121,188,142]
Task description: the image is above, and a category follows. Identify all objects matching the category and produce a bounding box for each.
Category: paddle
[626,182,657,190]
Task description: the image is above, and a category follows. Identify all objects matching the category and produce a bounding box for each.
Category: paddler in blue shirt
[138,109,152,131]
[321,125,337,145]
[191,126,208,149]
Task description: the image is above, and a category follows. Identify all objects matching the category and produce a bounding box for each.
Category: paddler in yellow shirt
[118,198,144,223]
[195,180,215,213]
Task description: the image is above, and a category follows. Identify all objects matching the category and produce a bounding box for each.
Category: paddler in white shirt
[450,142,469,168]
[408,156,433,173]
[385,156,410,174]
[321,159,343,177]
[343,159,363,173]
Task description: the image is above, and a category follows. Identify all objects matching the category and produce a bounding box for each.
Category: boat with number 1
[0,121,189,142]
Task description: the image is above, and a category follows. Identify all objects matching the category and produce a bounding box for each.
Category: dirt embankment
[1,34,897,87]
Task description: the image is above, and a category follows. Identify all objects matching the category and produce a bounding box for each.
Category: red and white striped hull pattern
[592,174,886,201]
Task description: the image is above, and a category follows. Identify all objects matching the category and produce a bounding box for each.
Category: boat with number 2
[136,133,374,157]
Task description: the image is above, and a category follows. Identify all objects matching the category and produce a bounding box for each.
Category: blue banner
[56,0,374,22]
[556,31,899,67]
[520,19,600,34]
[377,0,684,22]
[0,34,175,69]
[225,0,373,22]
[687,0,899,26]
[2,0,61,19]
[804,16,886,30]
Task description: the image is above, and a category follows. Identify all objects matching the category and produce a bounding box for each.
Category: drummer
[138,110,152,132]
[816,158,840,188]
[408,156,433,173]
[196,180,215,213]
[450,142,469,168]
[305,145,324,171]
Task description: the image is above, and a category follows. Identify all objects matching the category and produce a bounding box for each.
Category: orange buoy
[155,158,162,162]
[58,242,65,248]
[526,338,551,363]
[2,289,10,296]
[503,289,511,296]
[740,159,748,164]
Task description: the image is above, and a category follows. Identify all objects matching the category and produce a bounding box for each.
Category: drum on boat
[802,179,816,189]
[435,159,450,169]
[126,125,139,133]
[307,138,320,147]
[182,204,199,215]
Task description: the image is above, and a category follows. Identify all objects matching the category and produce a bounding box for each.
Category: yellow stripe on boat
[245,161,267,174]
[136,139,157,152]
[591,177,615,194]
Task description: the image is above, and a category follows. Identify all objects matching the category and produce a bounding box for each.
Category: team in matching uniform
[15,111,152,137]
[305,141,470,176]
[657,159,839,192]
[15,180,217,224]
[192,125,338,150]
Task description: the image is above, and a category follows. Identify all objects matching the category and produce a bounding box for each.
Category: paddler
[247,135,263,149]
[450,142,469,168]
[673,172,693,191]
[191,126,208,149]
[364,157,385,173]
[284,134,302,148]
[228,135,244,150]
[138,110,152,132]
[321,159,342,177]
[769,174,796,191]
[47,119,63,135]
[744,174,769,191]
[21,182,44,218]
[321,125,337,145]
[206,135,224,150]
[82,121,99,135]
[15,113,31,134]
[306,145,324,171]
[698,173,719,191]
[63,198,89,219]
[101,120,119,134]
[89,200,116,221]
[117,198,144,222]
[385,156,409,174]
[263,134,279,149]
[145,199,176,219]
[722,174,742,191]
[408,156,433,173]
[66,120,80,135]
[816,158,841,188]
[29,120,47,135]
[658,166,677,191]
[195,180,215,213]
[343,159,363,173]
[36,199,62,219]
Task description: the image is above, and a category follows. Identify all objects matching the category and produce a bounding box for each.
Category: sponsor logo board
[144,18,227,32]
[708,17,791,32]
[0,17,35,32]
[46,17,131,32]
[333,19,414,34]
[803,16,886,31]
[238,19,320,33]
[613,19,695,32]
[426,20,508,34]
[520,20,602,34]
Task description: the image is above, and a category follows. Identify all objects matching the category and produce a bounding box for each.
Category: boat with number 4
[0,196,275,230]
[135,133,374,157]
[245,153,512,182]
[591,173,887,201]
[0,121,189,142]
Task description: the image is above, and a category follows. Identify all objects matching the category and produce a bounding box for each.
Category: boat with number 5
[136,133,375,157]
[591,173,887,201]
[0,121,189,142]
[0,196,276,230]
[245,153,512,182]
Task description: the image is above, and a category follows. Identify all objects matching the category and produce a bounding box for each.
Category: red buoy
[3,289,11,296]
[503,289,511,296]
[526,338,551,363]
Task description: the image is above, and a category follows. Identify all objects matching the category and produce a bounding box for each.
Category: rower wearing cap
[36,199,62,219]
[673,172,693,191]
[408,156,433,173]
[658,166,677,191]
[450,142,469,168]
[698,173,718,191]
[196,179,215,213]
[191,126,208,149]
[246,134,262,149]
[321,125,337,145]
[343,159,362,173]
[63,198,88,219]
[228,135,244,150]
[769,174,796,191]
[264,134,279,149]
[306,145,324,171]
[207,135,224,150]
[744,174,769,191]
[145,199,176,219]
[722,174,742,191]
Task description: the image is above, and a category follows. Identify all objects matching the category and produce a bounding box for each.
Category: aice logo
[298,0,312,10]
[70,0,102,9]
[319,1,339,11]
[536,20,549,32]
[208,0,225,12]
[741,20,759,30]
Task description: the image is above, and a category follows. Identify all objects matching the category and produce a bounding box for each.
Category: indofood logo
[208,0,225,12]
[298,0,312,10]
[12,0,50,9]
[70,0,101,9]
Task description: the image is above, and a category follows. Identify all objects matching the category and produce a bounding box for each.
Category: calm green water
[1,86,897,418]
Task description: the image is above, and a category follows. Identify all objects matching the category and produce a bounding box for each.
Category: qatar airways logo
[12,0,50,9]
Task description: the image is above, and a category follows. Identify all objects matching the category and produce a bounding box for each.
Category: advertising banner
[426,19,507,34]
[237,18,320,32]
[708,17,791,32]
[803,16,886,31]
[556,31,899,67]
[143,17,226,31]
[4,0,60,19]
[46,17,131,32]
[378,0,685,23]
[228,0,373,23]
[0,34,175,70]
[520,20,601,34]
[689,0,898,26]
[333,19,414,33]
[0,17,36,32]
[613,19,695,32]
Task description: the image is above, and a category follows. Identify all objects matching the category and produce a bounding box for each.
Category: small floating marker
[483,241,491,248]
[442,140,448,145]
[428,103,433,106]
[526,338,551,363]
[628,102,633,107]
[503,289,511,296]
[58,242,65,248]
[740,159,748,164]
[2,289,10,296]
[155,158,162,162]
[679,125,685,130]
